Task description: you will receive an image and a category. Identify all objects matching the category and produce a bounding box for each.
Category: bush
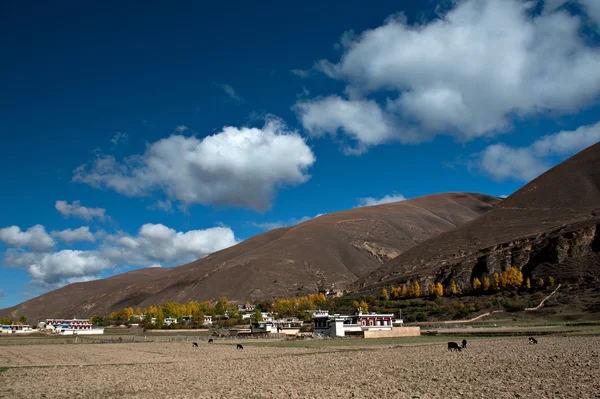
[416,312,427,322]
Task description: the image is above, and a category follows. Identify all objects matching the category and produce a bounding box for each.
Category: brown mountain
[1,192,499,322]
[354,142,600,294]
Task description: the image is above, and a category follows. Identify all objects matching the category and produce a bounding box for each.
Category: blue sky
[2,0,600,308]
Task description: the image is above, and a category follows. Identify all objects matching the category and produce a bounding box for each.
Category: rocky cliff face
[386,219,600,292]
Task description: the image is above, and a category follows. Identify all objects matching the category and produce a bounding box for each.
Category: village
[0,301,421,339]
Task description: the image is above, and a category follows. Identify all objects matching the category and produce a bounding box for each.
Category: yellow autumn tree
[450,281,458,296]
[428,282,436,298]
[135,307,141,316]
[548,276,555,286]
[401,284,409,298]
[409,281,421,298]
[483,277,491,291]
[536,278,545,288]
[381,288,390,300]
[526,278,531,289]
[493,273,501,291]
[472,277,482,291]
[435,282,444,297]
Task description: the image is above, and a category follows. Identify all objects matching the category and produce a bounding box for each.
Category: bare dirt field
[1,336,599,399]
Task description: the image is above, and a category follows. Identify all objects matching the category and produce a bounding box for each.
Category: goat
[529,337,538,344]
[237,344,244,350]
[208,338,214,344]
[192,342,198,347]
[462,339,467,349]
[448,342,462,351]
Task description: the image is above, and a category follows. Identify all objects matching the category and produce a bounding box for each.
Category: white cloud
[479,121,600,181]
[175,125,188,133]
[217,83,244,103]
[356,193,407,207]
[51,227,96,243]
[110,132,128,147]
[150,199,173,212]
[55,200,107,222]
[294,96,403,154]
[290,69,311,78]
[73,117,316,211]
[0,225,55,252]
[103,223,238,265]
[295,0,600,152]
[3,223,238,288]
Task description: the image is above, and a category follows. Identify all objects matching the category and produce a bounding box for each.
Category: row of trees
[472,267,555,292]
[1,316,27,325]
[381,268,556,301]
[265,293,328,319]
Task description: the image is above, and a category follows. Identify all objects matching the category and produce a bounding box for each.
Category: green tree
[191,310,205,328]
[18,315,28,325]
[155,308,165,329]
[254,308,263,322]
[358,300,369,313]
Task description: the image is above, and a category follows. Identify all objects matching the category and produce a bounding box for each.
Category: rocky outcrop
[381,220,600,292]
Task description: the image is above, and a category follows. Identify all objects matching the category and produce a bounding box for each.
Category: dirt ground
[1,336,599,399]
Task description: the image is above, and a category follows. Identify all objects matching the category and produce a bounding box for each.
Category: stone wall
[363,327,420,339]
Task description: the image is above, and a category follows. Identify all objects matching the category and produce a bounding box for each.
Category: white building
[311,310,395,337]
[0,325,33,334]
[45,318,104,335]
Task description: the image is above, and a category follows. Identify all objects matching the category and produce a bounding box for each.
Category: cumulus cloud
[55,200,108,222]
[478,121,600,181]
[3,223,238,288]
[356,193,407,207]
[73,117,316,211]
[0,225,55,251]
[51,227,96,243]
[103,223,238,265]
[295,0,600,152]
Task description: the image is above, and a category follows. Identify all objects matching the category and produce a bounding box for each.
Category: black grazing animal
[462,339,467,349]
[192,342,198,347]
[237,344,244,350]
[529,337,538,344]
[448,342,462,351]
[208,338,214,344]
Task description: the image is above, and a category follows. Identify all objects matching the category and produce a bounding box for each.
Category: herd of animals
[190,336,539,351]
[447,337,538,352]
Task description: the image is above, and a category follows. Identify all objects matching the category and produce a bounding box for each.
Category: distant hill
[0,192,499,322]
[354,142,600,295]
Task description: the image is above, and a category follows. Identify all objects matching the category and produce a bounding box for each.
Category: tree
[410,281,421,298]
[483,277,491,292]
[18,315,27,325]
[493,273,501,291]
[435,282,444,298]
[358,300,369,313]
[254,308,263,322]
[536,278,545,289]
[472,278,482,291]
[548,276,555,286]
[155,308,165,329]
[428,283,436,298]
[450,281,458,296]
[135,307,141,316]
[0,318,13,325]
[401,284,408,298]
[191,310,205,328]
[381,288,390,300]
[526,278,531,290]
